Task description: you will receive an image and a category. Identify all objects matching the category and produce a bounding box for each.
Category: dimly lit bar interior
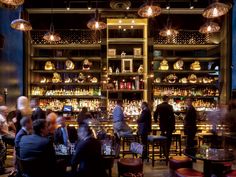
[0,0,236,176]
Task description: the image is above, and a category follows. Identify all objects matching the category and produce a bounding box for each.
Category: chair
[147,135,168,166]
[169,156,193,176]
[225,170,236,177]
[120,134,138,157]
[175,168,204,177]
[117,142,143,177]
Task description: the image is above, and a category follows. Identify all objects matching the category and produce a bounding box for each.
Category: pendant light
[202,0,231,18]
[87,0,106,30]
[0,0,24,8]
[11,7,32,31]
[138,0,161,18]
[199,21,220,34]
[159,6,178,37]
[43,0,61,42]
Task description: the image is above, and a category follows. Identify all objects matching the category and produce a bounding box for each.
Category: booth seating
[147,135,168,166]
[169,156,193,176]
[175,168,204,177]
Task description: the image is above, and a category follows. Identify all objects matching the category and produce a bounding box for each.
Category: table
[184,148,235,177]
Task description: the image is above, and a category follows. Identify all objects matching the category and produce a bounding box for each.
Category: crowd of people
[0,94,235,177]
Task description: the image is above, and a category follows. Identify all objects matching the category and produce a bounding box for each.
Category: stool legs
[152,141,154,167]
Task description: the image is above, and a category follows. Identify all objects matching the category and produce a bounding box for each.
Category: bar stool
[169,156,193,176]
[120,134,138,157]
[175,168,204,177]
[147,135,168,166]
[172,134,182,155]
[225,170,236,177]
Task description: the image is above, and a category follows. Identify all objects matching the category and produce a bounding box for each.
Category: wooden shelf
[31,83,100,86]
[108,38,145,44]
[31,57,102,61]
[153,57,219,61]
[154,44,219,50]
[31,69,101,73]
[107,89,144,92]
[31,95,102,99]
[108,73,143,76]
[153,83,217,86]
[153,70,219,74]
[108,55,145,60]
[153,95,219,99]
[31,44,101,49]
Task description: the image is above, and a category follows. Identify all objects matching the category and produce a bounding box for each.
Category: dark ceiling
[24,0,233,30]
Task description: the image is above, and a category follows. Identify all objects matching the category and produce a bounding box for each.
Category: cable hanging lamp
[43,0,61,42]
[11,6,32,31]
[159,6,178,37]
[87,0,106,30]
[138,0,161,18]
[0,0,24,8]
[202,0,231,18]
[199,21,220,34]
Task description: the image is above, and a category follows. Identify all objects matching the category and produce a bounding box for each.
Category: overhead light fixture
[43,0,61,42]
[202,1,231,18]
[0,0,24,8]
[159,2,178,37]
[11,8,32,31]
[199,21,220,34]
[138,0,161,18]
[87,0,92,10]
[87,1,106,30]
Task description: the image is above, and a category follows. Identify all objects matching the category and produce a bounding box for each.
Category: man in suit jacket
[154,96,175,156]
[54,116,77,146]
[137,102,151,159]
[19,119,56,177]
[71,124,107,177]
[184,98,197,148]
[30,98,45,121]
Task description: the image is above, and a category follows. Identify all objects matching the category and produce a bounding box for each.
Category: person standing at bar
[137,102,151,159]
[154,96,175,156]
[184,98,197,148]
[30,98,46,121]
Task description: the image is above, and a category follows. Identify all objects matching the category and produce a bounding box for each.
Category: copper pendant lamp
[43,0,61,42]
[87,0,106,30]
[11,9,32,31]
[199,21,220,34]
[138,0,161,18]
[202,0,231,18]
[0,0,24,8]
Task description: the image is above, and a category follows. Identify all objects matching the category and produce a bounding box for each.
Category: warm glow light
[95,21,99,29]
[88,7,91,10]
[147,6,153,16]
[202,2,231,18]
[212,7,218,17]
[50,35,55,41]
[166,6,170,10]
[199,21,220,34]
[11,18,32,31]
[19,23,24,30]
[166,29,171,36]
[207,25,212,32]
[131,20,135,23]
[119,19,122,23]
[131,25,133,29]
[126,6,129,10]
[118,25,121,29]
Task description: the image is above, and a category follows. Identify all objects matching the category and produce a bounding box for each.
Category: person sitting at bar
[112,100,132,138]
[154,95,175,156]
[184,97,197,148]
[54,116,77,146]
[19,119,56,177]
[46,112,58,142]
[137,102,152,159]
[30,98,46,121]
[71,123,107,177]
[0,106,15,146]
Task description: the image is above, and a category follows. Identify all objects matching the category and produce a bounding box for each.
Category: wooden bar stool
[169,156,193,176]
[120,134,138,158]
[172,134,182,155]
[175,168,204,177]
[147,135,168,166]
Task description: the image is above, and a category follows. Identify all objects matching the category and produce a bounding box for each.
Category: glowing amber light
[199,21,220,34]
[202,2,231,18]
[138,3,161,18]
[11,18,32,31]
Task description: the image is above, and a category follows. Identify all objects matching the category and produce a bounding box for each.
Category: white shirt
[0,114,9,136]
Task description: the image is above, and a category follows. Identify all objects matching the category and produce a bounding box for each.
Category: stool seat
[118,158,142,166]
[148,135,167,142]
[175,168,204,177]
[118,158,143,177]
[169,156,193,172]
[170,156,192,163]
[225,170,236,177]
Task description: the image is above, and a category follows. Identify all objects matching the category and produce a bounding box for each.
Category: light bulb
[19,23,24,30]
[50,34,55,41]
[95,21,99,29]
[126,6,130,10]
[119,20,122,23]
[207,25,212,32]
[131,25,134,29]
[147,6,153,17]
[213,8,218,17]
[131,20,135,24]
[166,29,171,36]
[88,7,91,10]
[118,25,122,29]
[166,6,170,10]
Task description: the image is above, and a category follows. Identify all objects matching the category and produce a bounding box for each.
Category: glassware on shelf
[65,60,75,70]
[44,61,55,70]
[190,61,201,71]
[82,59,92,70]
[52,72,62,83]
[173,59,184,70]
[159,59,169,70]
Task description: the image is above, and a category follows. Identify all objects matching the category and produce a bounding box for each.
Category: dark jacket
[15,110,23,134]
[71,137,107,177]
[184,105,197,135]
[31,107,46,121]
[15,128,28,157]
[54,126,78,145]
[154,102,175,132]
[137,108,152,135]
[19,134,56,177]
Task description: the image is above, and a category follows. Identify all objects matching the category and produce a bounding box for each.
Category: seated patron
[54,116,77,146]
[30,98,46,121]
[71,124,107,177]
[19,119,56,177]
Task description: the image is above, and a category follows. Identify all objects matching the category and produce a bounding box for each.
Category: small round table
[184,148,235,177]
